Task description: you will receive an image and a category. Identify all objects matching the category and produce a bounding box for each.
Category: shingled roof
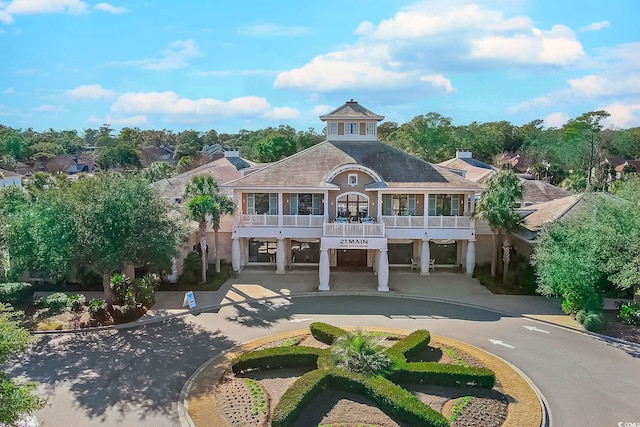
[223,141,482,191]
[320,100,384,121]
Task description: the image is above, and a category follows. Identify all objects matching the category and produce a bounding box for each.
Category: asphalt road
[10,295,640,427]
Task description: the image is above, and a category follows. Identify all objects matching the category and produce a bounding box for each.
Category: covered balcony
[380,215,471,229]
[323,222,385,237]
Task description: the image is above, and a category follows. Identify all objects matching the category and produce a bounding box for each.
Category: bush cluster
[389,362,495,388]
[618,302,640,326]
[272,369,449,427]
[309,322,346,345]
[575,309,607,332]
[110,273,158,309]
[87,298,108,319]
[66,294,86,312]
[44,292,68,313]
[231,346,324,374]
[0,282,33,305]
[388,329,431,361]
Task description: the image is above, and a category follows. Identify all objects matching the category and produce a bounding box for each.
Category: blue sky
[1,0,639,133]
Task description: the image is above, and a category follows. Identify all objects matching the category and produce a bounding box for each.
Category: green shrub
[87,298,108,319]
[178,251,202,285]
[388,330,431,361]
[0,282,33,305]
[561,299,576,315]
[132,273,158,308]
[618,302,640,326]
[272,369,449,427]
[112,305,142,323]
[110,273,131,306]
[330,330,392,375]
[310,322,346,345]
[45,292,68,313]
[582,311,606,332]
[231,346,325,374]
[575,309,587,324]
[66,294,86,312]
[389,362,495,388]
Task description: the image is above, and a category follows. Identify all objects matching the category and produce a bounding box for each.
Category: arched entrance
[336,192,369,221]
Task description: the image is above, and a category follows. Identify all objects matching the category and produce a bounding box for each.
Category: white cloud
[64,84,117,100]
[0,9,13,23]
[579,21,609,32]
[275,1,585,95]
[110,91,300,123]
[2,87,15,94]
[87,114,148,126]
[238,23,308,37]
[4,0,87,15]
[114,39,201,70]
[543,112,569,128]
[93,2,128,14]
[600,102,640,128]
[34,104,64,112]
[312,104,334,115]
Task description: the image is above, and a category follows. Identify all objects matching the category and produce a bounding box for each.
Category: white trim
[325,164,383,184]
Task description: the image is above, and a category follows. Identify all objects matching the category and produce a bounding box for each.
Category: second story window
[428,194,461,216]
[247,193,277,215]
[328,123,338,135]
[366,122,375,135]
[345,123,359,134]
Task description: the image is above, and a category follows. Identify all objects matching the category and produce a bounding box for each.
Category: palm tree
[210,193,236,273]
[183,176,219,283]
[473,169,523,280]
[330,329,392,375]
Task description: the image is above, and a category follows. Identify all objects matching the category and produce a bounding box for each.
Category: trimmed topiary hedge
[582,310,606,332]
[310,322,347,345]
[231,346,325,374]
[272,368,449,427]
[0,282,33,305]
[388,329,431,360]
[389,362,495,388]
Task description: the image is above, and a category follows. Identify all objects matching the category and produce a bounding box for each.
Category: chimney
[456,151,472,159]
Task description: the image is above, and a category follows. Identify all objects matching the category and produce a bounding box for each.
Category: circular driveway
[11,295,640,427]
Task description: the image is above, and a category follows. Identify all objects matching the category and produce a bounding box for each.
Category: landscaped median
[182,325,543,427]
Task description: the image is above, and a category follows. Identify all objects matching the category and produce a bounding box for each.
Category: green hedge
[388,329,431,360]
[309,322,346,345]
[272,368,449,427]
[389,362,495,389]
[0,282,33,305]
[231,346,325,374]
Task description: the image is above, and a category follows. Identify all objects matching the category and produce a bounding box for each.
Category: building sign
[338,238,370,249]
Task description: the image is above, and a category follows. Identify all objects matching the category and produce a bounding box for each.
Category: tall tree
[562,111,610,190]
[473,169,523,279]
[183,176,220,283]
[392,113,457,162]
[209,193,236,273]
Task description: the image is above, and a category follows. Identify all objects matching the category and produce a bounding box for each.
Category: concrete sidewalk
[144,269,580,330]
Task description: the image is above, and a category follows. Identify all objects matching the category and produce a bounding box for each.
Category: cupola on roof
[320,99,384,122]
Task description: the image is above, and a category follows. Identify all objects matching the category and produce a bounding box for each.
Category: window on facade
[290,193,321,215]
[248,239,276,262]
[336,193,368,219]
[428,194,461,216]
[247,193,277,215]
[344,123,359,134]
[328,123,338,135]
[291,240,320,263]
[366,122,375,135]
[383,194,416,216]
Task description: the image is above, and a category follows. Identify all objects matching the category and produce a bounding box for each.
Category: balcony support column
[232,236,241,272]
[465,239,476,275]
[377,249,389,291]
[420,239,431,276]
[276,237,286,274]
[319,249,330,290]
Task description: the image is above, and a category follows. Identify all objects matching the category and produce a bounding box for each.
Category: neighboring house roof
[320,100,385,121]
[605,156,627,168]
[0,168,23,178]
[437,157,496,183]
[520,194,583,232]
[152,156,245,202]
[520,179,573,205]
[615,160,640,172]
[224,140,482,191]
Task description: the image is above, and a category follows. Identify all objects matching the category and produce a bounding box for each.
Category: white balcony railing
[235,214,279,227]
[380,215,424,228]
[282,215,324,227]
[427,215,471,228]
[323,222,385,237]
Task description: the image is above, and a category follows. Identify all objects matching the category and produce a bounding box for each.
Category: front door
[337,249,367,267]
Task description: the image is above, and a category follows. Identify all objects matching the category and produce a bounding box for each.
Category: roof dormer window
[366,122,375,135]
[345,123,359,134]
[328,122,338,135]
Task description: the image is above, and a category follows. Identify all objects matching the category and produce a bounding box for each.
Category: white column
[323,191,329,222]
[278,192,283,228]
[466,239,476,275]
[424,193,429,229]
[461,240,468,269]
[373,249,380,275]
[168,257,178,283]
[377,192,383,221]
[231,237,241,272]
[377,249,389,291]
[420,239,431,276]
[276,237,286,274]
[319,249,330,290]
